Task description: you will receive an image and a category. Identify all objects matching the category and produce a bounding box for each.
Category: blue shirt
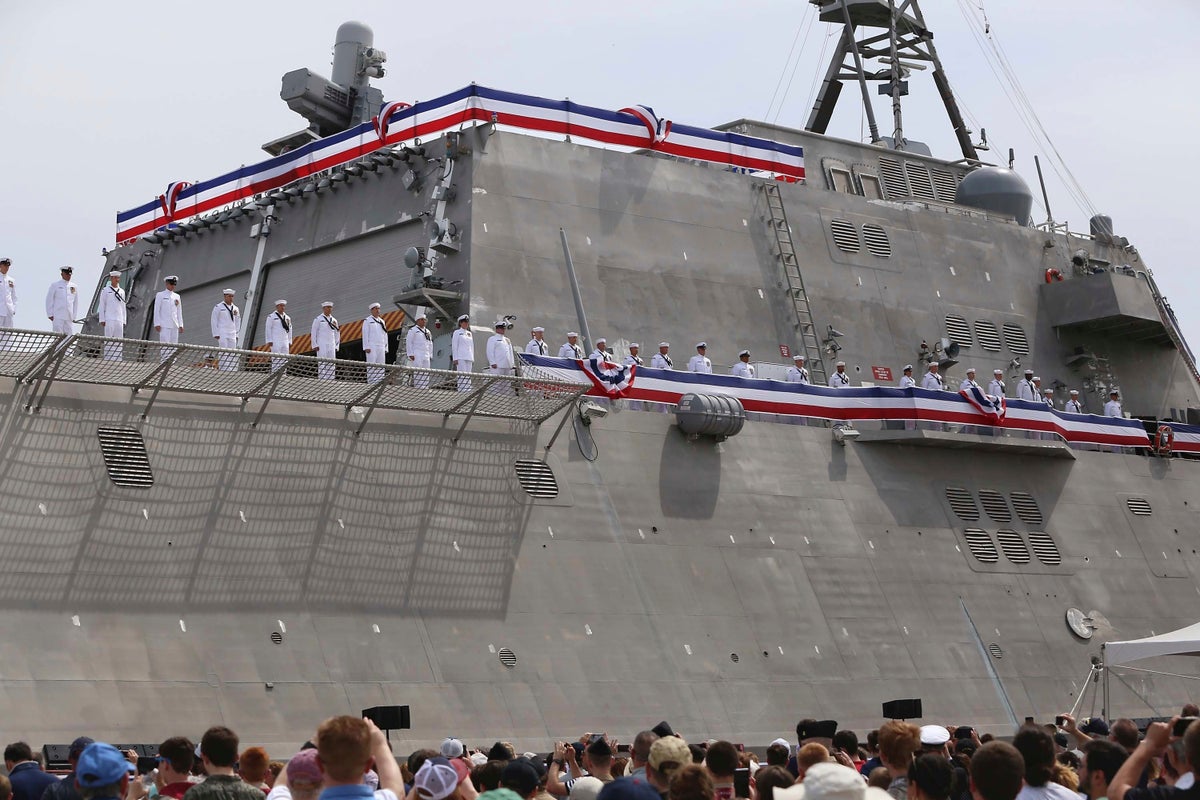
[318,788,374,800]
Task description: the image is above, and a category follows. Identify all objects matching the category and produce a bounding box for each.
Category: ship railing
[0,330,589,432]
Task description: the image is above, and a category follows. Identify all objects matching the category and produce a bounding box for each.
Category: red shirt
[161,782,195,800]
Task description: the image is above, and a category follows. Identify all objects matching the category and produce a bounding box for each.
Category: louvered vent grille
[514,460,559,498]
[1009,492,1043,527]
[1002,322,1030,355]
[974,320,1002,351]
[905,162,937,200]
[878,157,908,198]
[96,426,154,488]
[930,168,958,202]
[945,315,972,348]
[1027,531,1062,565]
[988,643,1003,658]
[498,647,517,668]
[830,219,861,253]
[862,224,892,257]
[978,489,1012,522]
[963,528,999,563]
[1127,497,1152,516]
[946,487,980,521]
[996,529,1031,564]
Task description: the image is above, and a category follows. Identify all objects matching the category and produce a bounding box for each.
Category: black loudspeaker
[363,705,411,730]
[43,744,71,769]
[882,698,923,720]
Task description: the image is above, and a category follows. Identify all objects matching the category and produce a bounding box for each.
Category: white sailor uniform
[452,326,474,392]
[731,361,755,378]
[559,341,583,359]
[651,352,673,370]
[98,283,127,360]
[406,323,434,388]
[45,278,78,335]
[154,288,183,360]
[265,310,292,372]
[311,313,341,380]
[830,371,850,389]
[787,365,810,384]
[210,301,241,371]
[688,354,712,374]
[0,270,17,328]
[987,378,1006,397]
[363,315,389,384]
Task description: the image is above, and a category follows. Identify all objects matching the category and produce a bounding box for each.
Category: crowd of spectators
[5,707,1200,800]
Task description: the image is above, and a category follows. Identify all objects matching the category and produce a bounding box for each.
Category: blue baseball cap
[76,743,131,788]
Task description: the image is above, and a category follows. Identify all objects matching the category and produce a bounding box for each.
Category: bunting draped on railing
[115,84,806,243]
[520,355,1154,449]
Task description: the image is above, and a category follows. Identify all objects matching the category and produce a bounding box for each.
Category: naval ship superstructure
[2,1,1199,751]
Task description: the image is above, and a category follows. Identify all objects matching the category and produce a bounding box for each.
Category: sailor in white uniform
[311,301,341,381]
[730,350,755,378]
[898,364,916,389]
[1042,387,1057,408]
[362,303,389,384]
[786,354,810,384]
[1016,369,1036,401]
[959,367,980,392]
[1065,389,1084,413]
[559,332,583,359]
[0,258,17,330]
[451,314,474,391]
[921,363,945,391]
[650,342,673,370]
[525,326,549,356]
[830,361,850,389]
[487,321,516,394]
[406,313,434,388]
[264,300,292,373]
[688,342,712,374]
[210,288,241,371]
[45,266,78,335]
[589,336,611,363]
[153,275,184,361]
[1104,390,1123,417]
[97,270,127,361]
[987,369,1006,398]
[624,343,644,367]
[1031,376,1046,400]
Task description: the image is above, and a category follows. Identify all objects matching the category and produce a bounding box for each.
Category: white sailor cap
[630,343,640,349]
[836,361,846,367]
[903,364,913,371]
[738,349,750,357]
[919,725,951,747]
[928,362,939,368]
[794,354,806,361]
[567,331,579,337]
[659,342,670,348]
[457,314,470,323]
[1070,389,1079,395]
[1032,376,1041,382]
[222,288,235,295]
[108,270,121,277]
[966,367,976,373]
[994,368,1003,374]
[414,312,426,320]
[165,275,178,282]
[321,300,334,307]
[1024,368,1034,375]
[495,320,508,328]
[531,326,544,333]
[369,302,381,310]
[274,299,287,306]
[595,336,607,343]
[1043,388,1054,394]
[696,342,707,349]
[1110,389,1120,395]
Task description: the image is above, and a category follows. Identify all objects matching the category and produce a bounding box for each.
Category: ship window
[963,529,999,563]
[1002,322,1030,355]
[905,162,937,201]
[978,488,1012,522]
[859,174,883,200]
[930,168,959,202]
[830,168,854,194]
[862,224,892,257]
[1126,497,1152,516]
[96,426,154,489]
[946,487,980,521]
[878,157,908,199]
[945,315,973,348]
[829,219,861,253]
[974,320,1002,352]
[1010,491,1044,528]
[996,529,1031,564]
[1027,531,1062,565]
[514,459,559,498]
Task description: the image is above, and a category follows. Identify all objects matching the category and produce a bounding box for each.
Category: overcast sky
[2,0,1197,350]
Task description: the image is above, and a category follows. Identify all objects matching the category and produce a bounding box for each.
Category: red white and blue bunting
[116,85,806,243]
[960,386,1007,423]
[522,355,1153,448]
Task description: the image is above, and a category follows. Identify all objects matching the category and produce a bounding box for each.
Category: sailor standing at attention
[559,331,583,359]
[1042,387,1057,408]
[688,342,712,373]
[0,258,17,328]
[787,354,810,384]
[1017,369,1036,401]
[311,301,340,381]
[362,303,389,384]
[830,361,850,388]
[921,362,944,390]
[210,289,241,371]
[651,342,673,369]
[45,266,78,335]
[451,314,474,392]
[624,343,643,367]
[525,326,548,356]
[589,336,610,362]
[154,276,183,361]
[406,312,433,388]
[1104,390,1123,417]
[987,369,1006,397]
[898,364,916,389]
[487,320,516,378]
[264,300,292,373]
[730,350,755,378]
[97,270,127,360]
[1065,389,1084,413]
[959,367,980,392]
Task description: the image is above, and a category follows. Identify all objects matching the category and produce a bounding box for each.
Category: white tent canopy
[1105,621,1200,667]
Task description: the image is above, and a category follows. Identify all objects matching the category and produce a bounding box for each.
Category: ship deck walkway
[0,330,588,434]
